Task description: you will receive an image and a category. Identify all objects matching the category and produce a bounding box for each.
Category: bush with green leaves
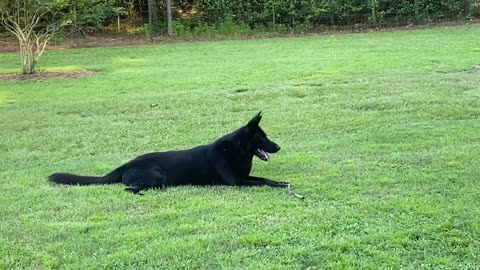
[63,0,125,35]
[171,0,477,35]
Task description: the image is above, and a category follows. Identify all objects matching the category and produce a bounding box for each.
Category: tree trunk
[151,0,158,24]
[20,40,36,74]
[166,0,173,36]
[147,0,153,40]
[272,3,276,32]
[371,0,378,27]
[414,0,420,23]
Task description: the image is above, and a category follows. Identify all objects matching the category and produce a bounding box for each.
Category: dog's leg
[122,165,166,194]
[248,176,289,184]
[214,160,239,186]
[240,180,286,187]
[244,176,304,199]
[240,176,289,188]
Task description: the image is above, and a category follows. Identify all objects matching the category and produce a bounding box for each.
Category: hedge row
[172,0,478,31]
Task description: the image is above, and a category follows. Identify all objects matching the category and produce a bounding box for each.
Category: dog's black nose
[273,145,281,153]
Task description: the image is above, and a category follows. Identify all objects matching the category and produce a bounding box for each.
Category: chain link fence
[117,0,480,37]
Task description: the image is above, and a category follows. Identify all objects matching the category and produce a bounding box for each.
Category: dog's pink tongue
[258,149,270,161]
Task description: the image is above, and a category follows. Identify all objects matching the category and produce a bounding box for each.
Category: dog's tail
[48,166,124,186]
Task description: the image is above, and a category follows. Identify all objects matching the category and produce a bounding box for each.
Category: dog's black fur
[49,112,289,194]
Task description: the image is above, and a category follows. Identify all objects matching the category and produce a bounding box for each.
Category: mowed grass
[1,25,480,269]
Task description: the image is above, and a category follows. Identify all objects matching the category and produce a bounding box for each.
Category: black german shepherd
[49,112,289,194]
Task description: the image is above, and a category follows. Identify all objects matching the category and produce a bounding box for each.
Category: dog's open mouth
[255,149,270,161]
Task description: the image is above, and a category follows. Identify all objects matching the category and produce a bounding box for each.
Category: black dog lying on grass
[49,112,291,195]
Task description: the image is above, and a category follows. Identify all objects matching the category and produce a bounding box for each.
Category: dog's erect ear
[247,111,262,131]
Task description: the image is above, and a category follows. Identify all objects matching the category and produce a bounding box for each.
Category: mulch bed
[0,70,98,81]
[0,36,149,53]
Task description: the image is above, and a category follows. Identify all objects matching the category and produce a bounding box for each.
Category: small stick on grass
[287,183,305,200]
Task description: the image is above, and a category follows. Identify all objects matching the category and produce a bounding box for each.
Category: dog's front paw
[278,181,290,187]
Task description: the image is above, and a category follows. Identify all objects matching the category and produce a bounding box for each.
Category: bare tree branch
[0,0,65,74]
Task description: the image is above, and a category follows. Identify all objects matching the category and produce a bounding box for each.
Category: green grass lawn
[1,25,480,269]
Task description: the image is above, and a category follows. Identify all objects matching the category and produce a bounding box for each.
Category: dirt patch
[1,20,479,53]
[66,35,149,49]
[0,70,99,81]
[0,39,19,52]
[0,36,149,53]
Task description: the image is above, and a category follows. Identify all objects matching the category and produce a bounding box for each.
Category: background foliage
[147,0,479,35]
[1,0,479,36]
[63,0,125,35]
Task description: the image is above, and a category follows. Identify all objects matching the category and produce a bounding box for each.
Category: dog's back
[128,145,221,186]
